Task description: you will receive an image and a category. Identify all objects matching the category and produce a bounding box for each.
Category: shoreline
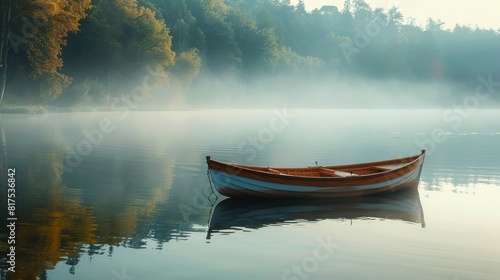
[1,102,500,114]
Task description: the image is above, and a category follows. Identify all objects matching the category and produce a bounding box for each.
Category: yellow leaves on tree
[115,0,175,67]
[162,48,202,106]
[87,0,175,101]
[194,0,228,24]
[171,48,202,86]
[26,0,92,101]
[210,0,227,9]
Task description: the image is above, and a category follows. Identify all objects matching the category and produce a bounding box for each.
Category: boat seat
[334,170,359,177]
[318,167,341,177]
[371,166,391,172]
[266,168,282,174]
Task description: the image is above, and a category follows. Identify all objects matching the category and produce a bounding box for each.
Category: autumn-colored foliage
[1,0,500,107]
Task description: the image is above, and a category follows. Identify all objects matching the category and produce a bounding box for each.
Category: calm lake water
[1,109,499,280]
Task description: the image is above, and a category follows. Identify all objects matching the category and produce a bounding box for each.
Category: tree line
[1,0,499,108]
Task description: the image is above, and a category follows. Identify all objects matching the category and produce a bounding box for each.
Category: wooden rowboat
[206,150,425,198]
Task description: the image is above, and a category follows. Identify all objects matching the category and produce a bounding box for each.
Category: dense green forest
[0,0,499,110]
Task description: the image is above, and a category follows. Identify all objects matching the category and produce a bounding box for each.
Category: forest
[0,0,499,110]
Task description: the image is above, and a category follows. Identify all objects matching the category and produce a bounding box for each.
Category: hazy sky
[293,0,500,30]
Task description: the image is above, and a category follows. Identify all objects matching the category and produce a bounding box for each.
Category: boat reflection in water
[207,187,425,240]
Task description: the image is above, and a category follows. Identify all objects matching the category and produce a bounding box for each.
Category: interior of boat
[258,163,407,178]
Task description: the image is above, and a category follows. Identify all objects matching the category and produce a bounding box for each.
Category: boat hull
[207,151,425,198]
